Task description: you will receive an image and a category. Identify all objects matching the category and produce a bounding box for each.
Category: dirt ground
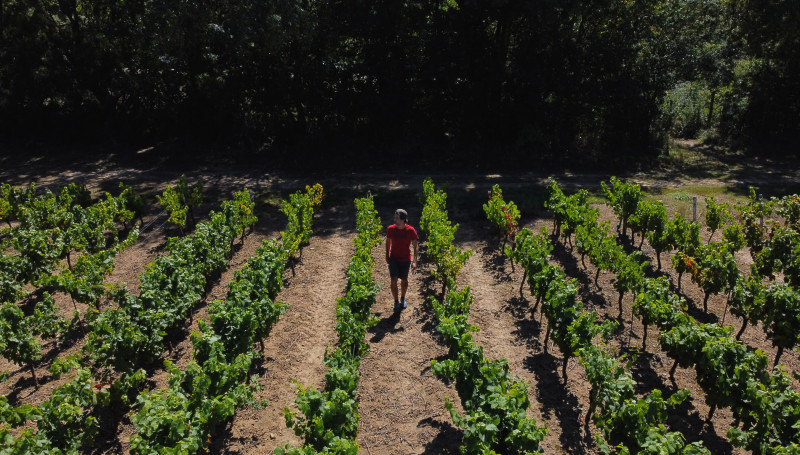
[1,144,799,454]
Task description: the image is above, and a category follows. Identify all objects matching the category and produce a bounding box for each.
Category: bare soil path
[212,215,350,454]
[354,240,462,455]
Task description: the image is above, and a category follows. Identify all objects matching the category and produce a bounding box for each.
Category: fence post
[692,196,697,222]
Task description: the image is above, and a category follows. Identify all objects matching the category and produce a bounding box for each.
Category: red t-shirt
[387,224,418,262]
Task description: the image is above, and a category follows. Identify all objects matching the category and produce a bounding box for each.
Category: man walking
[386,209,418,312]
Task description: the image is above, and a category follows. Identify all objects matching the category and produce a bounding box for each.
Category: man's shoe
[401,297,407,310]
[394,301,400,312]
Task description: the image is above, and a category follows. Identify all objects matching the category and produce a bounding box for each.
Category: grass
[640,184,749,222]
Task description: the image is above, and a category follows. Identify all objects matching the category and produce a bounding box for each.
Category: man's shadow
[369,309,405,343]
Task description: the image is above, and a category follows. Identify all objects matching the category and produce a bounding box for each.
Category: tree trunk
[642,324,648,350]
[722,297,730,324]
[735,318,749,341]
[707,90,716,127]
[618,291,624,319]
[638,234,645,249]
[706,403,717,422]
[656,252,662,271]
[703,291,710,313]
[543,326,551,353]
[519,270,527,296]
[30,364,39,389]
[581,254,586,269]
[585,388,596,426]
[774,346,784,368]
[562,354,570,382]
[669,359,679,380]
[532,295,541,315]
[259,338,265,353]
[595,268,602,290]
[677,272,683,292]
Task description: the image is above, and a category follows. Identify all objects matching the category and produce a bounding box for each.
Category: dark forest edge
[0,0,798,167]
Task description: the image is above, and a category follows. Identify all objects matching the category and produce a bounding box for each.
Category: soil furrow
[214,229,350,454]
[355,239,462,455]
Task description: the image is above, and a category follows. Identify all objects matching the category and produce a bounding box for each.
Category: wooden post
[692,196,697,222]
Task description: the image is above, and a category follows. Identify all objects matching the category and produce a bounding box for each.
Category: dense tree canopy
[0,0,797,166]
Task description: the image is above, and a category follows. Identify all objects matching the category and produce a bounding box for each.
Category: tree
[602,177,642,240]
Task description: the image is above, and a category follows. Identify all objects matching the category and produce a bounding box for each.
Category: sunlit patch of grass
[642,184,750,222]
[661,144,710,169]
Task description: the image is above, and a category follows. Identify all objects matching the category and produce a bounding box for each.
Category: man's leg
[390,278,399,302]
[400,278,408,300]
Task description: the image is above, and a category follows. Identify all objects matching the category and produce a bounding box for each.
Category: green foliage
[130,348,257,454]
[629,199,668,248]
[427,185,546,453]
[116,183,146,227]
[0,302,42,377]
[130,185,320,454]
[775,194,800,229]
[86,191,258,374]
[545,178,596,246]
[545,178,568,237]
[739,187,774,253]
[588,228,623,286]
[483,184,520,244]
[704,196,732,242]
[752,225,800,287]
[0,396,39,428]
[644,202,672,269]
[633,277,691,333]
[205,239,287,359]
[158,175,204,230]
[2,365,112,452]
[507,227,553,296]
[283,384,360,453]
[728,273,767,337]
[611,252,647,312]
[695,335,770,417]
[659,81,714,138]
[580,344,707,454]
[281,184,325,259]
[431,285,548,454]
[728,368,800,453]
[41,227,140,307]
[0,0,737,159]
[282,193,377,454]
[602,177,642,239]
[722,224,746,252]
[668,214,702,254]
[421,179,472,293]
[687,241,740,312]
[761,283,800,363]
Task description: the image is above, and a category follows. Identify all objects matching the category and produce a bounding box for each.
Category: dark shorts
[388,258,411,280]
